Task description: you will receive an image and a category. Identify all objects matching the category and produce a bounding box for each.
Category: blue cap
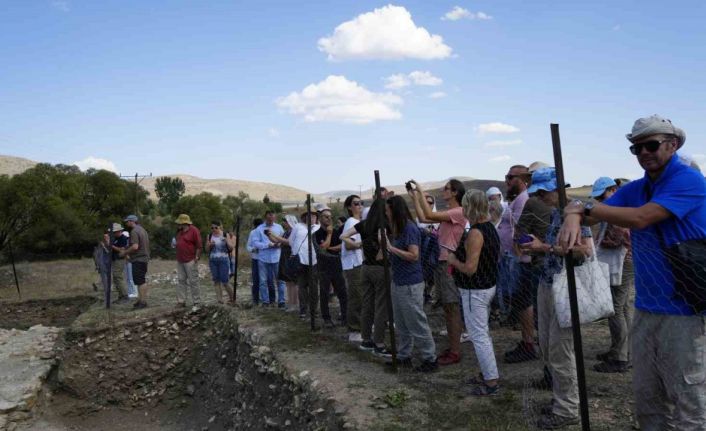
[528,167,562,194]
[124,214,139,222]
[590,177,617,198]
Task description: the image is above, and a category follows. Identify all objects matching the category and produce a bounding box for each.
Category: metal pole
[106,223,113,309]
[375,171,397,368]
[550,124,590,431]
[233,216,241,304]
[8,239,21,300]
[306,195,316,331]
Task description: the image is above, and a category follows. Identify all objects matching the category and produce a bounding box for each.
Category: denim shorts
[209,258,230,283]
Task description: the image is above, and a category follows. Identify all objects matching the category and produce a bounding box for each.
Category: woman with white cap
[590,177,633,373]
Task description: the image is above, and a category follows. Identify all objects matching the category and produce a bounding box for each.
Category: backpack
[419,227,439,282]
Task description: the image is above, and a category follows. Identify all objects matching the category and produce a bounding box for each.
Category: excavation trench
[20,306,343,431]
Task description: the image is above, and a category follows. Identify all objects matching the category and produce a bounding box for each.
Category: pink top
[437,206,468,261]
[497,190,529,255]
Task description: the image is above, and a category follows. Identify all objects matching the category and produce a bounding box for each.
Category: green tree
[155,176,186,213]
[171,192,228,239]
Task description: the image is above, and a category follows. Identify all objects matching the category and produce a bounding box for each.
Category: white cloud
[483,139,523,148]
[268,128,280,138]
[384,74,411,90]
[489,155,512,162]
[442,6,492,21]
[276,75,403,124]
[50,1,70,12]
[384,70,442,89]
[409,71,443,86]
[476,122,521,134]
[73,157,118,173]
[318,5,452,61]
[429,91,447,99]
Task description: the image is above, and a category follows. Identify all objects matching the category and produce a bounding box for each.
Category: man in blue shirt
[252,210,286,307]
[560,115,706,430]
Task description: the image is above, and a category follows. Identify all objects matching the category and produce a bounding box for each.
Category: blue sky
[1,0,704,193]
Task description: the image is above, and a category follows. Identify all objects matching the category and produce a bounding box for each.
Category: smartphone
[264,229,271,236]
[516,234,534,245]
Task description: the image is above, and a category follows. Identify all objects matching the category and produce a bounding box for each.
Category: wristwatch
[584,200,595,217]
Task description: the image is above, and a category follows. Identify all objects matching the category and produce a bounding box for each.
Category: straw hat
[175,214,193,225]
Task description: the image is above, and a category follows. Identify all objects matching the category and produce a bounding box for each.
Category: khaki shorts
[434,262,459,304]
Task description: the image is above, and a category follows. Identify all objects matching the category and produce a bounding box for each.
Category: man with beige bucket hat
[175,214,202,308]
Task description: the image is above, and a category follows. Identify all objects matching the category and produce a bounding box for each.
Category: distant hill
[0,155,38,176]
[316,177,475,202]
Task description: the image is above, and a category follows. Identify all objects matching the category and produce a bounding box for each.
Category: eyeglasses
[211,226,219,230]
[629,139,668,155]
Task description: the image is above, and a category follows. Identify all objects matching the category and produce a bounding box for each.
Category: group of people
[93,114,705,430]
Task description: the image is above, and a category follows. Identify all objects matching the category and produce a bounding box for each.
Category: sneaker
[348,332,363,343]
[437,349,461,366]
[593,360,629,373]
[460,332,472,343]
[469,383,499,397]
[536,413,579,429]
[133,301,147,309]
[504,341,538,364]
[372,346,393,359]
[359,341,376,352]
[385,357,413,369]
[414,359,439,373]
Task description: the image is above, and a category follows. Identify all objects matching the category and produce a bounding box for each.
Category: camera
[405,181,414,191]
[264,229,271,236]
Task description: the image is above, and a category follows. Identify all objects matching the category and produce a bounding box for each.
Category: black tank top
[452,221,500,290]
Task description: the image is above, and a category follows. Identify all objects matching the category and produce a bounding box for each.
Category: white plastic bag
[552,239,614,329]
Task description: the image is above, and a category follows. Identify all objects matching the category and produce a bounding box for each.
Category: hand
[564,200,584,216]
[559,214,583,250]
[409,179,421,192]
[326,224,333,234]
[447,253,458,265]
[519,235,545,253]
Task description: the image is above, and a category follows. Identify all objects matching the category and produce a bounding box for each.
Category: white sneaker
[348,332,363,343]
[461,332,472,343]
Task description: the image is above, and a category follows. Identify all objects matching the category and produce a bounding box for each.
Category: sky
[1,0,705,193]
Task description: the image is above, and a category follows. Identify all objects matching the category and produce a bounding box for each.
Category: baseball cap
[124,215,139,222]
[527,167,570,194]
[591,177,617,198]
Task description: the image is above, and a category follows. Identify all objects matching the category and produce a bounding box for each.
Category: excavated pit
[19,307,343,431]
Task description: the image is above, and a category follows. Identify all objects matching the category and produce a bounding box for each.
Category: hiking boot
[536,413,579,429]
[372,345,393,359]
[437,349,461,366]
[414,359,439,373]
[504,341,538,364]
[469,382,499,397]
[359,341,375,352]
[593,360,629,373]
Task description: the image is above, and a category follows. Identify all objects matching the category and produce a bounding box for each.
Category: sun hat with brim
[486,187,502,198]
[111,223,124,232]
[626,115,686,149]
[527,167,570,194]
[124,214,138,222]
[314,203,332,212]
[528,161,550,173]
[591,177,617,198]
[175,214,193,225]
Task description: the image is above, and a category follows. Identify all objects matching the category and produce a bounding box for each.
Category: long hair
[386,195,414,238]
[363,198,387,238]
[461,189,489,224]
[344,194,360,217]
[447,179,466,206]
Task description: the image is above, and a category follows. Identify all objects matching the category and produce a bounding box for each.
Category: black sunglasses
[505,174,521,181]
[629,139,667,155]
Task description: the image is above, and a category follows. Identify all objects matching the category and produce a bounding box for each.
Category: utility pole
[119,172,152,216]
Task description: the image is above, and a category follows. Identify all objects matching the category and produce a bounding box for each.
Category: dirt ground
[1,258,636,430]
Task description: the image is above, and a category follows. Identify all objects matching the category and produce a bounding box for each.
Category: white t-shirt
[289,223,319,266]
[340,217,363,270]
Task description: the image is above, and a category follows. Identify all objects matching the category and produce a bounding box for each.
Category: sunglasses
[211,226,220,230]
[352,201,363,206]
[505,174,521,181]
[629,139,668,155]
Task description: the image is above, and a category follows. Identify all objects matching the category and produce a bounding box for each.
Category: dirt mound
[41,307,342,430]
[0,297,95,330]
